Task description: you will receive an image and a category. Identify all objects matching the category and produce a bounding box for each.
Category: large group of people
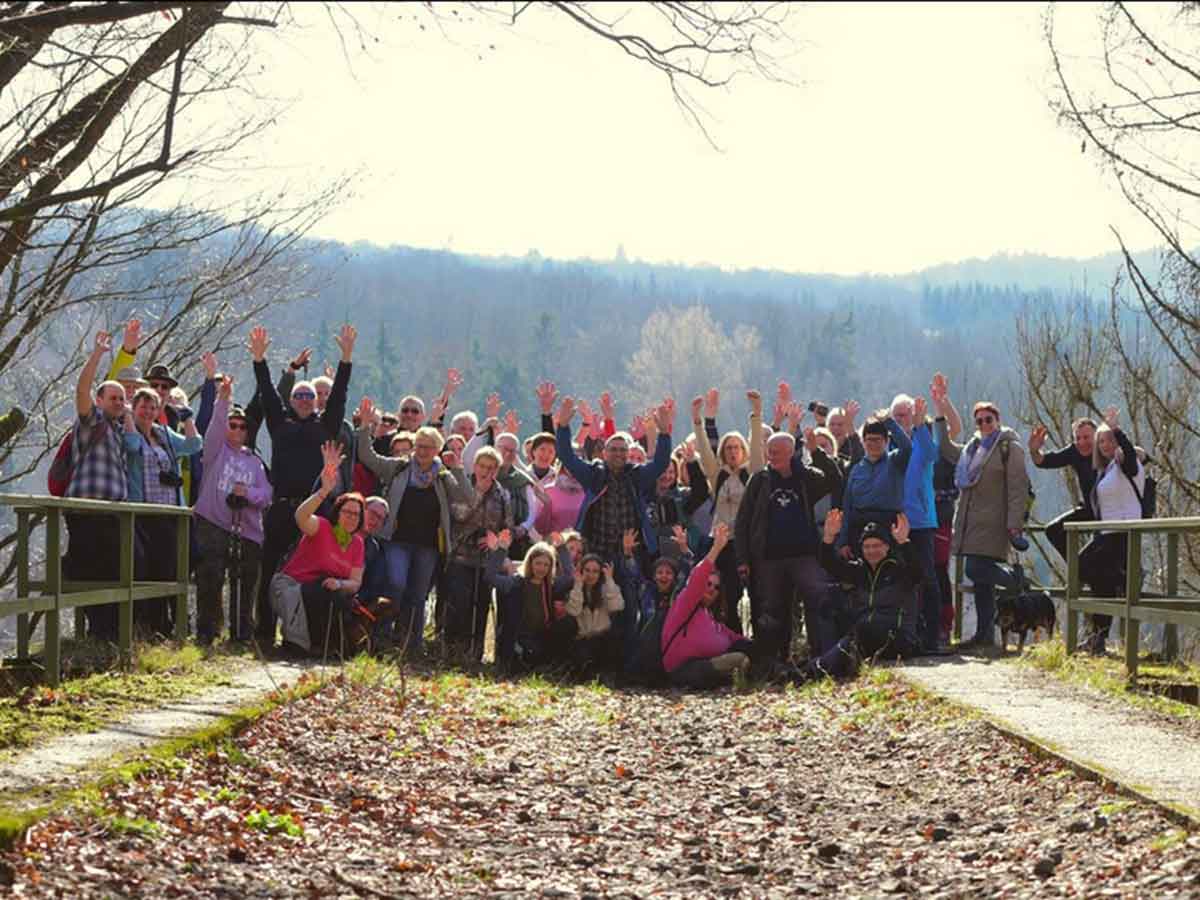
[56,317,1152,687]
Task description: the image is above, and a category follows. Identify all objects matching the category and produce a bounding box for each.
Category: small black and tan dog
[996,566,1056,653]
[996,590,1055,652]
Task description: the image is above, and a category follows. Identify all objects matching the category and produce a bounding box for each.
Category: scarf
[332,523,353,549]
[954,431,1000,491]
[409,458,440,489]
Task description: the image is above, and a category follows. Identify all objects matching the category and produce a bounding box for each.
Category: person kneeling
[566,554,625,673]
[662,524,769,689]
[484,530,575,672]
[269,442,365,657]
[811,509,921,679]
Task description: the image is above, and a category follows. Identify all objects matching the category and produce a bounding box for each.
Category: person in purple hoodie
[194,374,273,645]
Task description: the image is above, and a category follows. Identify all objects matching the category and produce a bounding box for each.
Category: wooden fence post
[174,512,190,641]
[1164,531,1179,661]
[119,511,134,667]
[43,508,62,687]
[15,510,29,660]
[1124,531,1142,684]
[1065,527,1080,654]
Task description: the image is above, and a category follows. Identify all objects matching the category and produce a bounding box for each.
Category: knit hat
[858,521,892,550]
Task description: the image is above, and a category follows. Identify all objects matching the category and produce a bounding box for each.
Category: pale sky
[206,1,1154,276]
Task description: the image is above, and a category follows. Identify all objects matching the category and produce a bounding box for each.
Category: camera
[808,401,829,418]
[225,492,250,510]
[158,471,184,488]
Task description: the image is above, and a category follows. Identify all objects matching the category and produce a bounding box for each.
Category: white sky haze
[232,2,1152,276]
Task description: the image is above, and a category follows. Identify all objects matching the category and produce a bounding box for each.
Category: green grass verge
[1021,638,1200,722]
[0,639,255,759]
[0,669,324,850]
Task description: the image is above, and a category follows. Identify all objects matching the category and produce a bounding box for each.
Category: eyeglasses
[227,422,247,431]
[380,417,399,427]
[292,391,315,400]
[400,407,422,415]
[975,415,996,426]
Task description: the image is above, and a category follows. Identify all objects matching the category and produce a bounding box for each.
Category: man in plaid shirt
[65,331,131,640]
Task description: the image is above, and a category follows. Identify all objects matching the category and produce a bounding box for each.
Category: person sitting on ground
[350,496,401,652]
[811,509,921,679]
[566,552,625,673]
[269,442,365,657]
[661,524,776,689]
[483,530,575,672]
[194,375,272,645]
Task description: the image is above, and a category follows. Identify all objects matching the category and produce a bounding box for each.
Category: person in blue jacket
[836,410,912,552]
[889,393,948,654]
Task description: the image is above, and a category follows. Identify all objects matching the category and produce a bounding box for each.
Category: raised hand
[802,426,818,452]
[484,531,500,552]
[599,391,615,422]
[577,399,595,425]
[558,396,576,425]
[356,396,380,428]
[218,376,233,402]
[654,397,676,434]
[549,531,564,548]
[334,324,357,362]
[121,319,142,353]
[441,444,463,468]
[823,508,843,544]
[1103,406,1120,430]
[497,529,512,550]
[291,347,312,371]
[704,388,720,419]
[786,401,804,430]
[486,392,502,420]
[691,396,704,423]
[1029,425,1048,453]
[891,512,911,544]
[622,528,639,557]
[430,393,448,423]
[503,408,521,436]
[602,561,615,583]
[320,439,344,473]
[320,461,338,495]
[92,330,113,358]
[248,326,269,362]
[845,399,861,422]
[913,396,928,423]
[672,524,689,552]
[711,521,731,555]
[776,381,792,404]
[679,438,696,463]
[536,381,558,414]
[630,413,646,440]
[443,367,463,399]
[201,351,218,380]
[747,389,762,418]
[929,373,948,406]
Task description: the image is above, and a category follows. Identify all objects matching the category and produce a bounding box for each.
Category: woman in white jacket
[1079,408,1146,656]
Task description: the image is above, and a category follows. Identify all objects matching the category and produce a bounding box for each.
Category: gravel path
[897,655,1200,822]
[3,671,1199,897]
[0,659,324,802]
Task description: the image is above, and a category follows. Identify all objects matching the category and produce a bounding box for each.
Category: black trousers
[1079,531,1128,642]
[134,518,178,638]
[1045,505,1093,561]
[65,512,123,642]
[255,499,301,646]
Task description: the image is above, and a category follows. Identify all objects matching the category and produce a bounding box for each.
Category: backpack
[627,602,701,685]
[1123,460,1157,519]
[47,418,109,497]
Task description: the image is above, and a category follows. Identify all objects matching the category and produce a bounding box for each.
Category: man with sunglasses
[931,372,1030,651]
[249,323,356,650]
[194,375,272,644]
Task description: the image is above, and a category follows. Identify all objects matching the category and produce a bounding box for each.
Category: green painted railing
[0,494,191,686]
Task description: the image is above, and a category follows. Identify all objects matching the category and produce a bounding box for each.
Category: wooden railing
[0,494,191,686]
[952,518,1198,681]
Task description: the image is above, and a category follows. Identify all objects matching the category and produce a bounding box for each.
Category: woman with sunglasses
[931,372,1031,650]
[194,375,272,645]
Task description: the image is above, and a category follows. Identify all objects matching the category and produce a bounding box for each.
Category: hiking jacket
[661,557,741,673]
[818,539,920,635]
[838,419,911,547]
[555,425,672,555]
[734,447,842,568]
[936,421,1030,560]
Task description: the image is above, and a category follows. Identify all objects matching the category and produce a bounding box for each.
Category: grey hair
[766,431,796,451]
[890,393,915,416]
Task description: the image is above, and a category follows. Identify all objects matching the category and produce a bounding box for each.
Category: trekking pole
[230,507,242,642]
[468,562,480,664]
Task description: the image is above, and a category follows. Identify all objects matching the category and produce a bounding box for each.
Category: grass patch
[0,640,251,758]
[244,809,303,837]
[1150,829,1187,852]
[1022,638,1200,723]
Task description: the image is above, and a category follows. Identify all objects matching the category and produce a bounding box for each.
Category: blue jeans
[384,542,440,653]
[964,555,1015,645]
[909,528,941,648]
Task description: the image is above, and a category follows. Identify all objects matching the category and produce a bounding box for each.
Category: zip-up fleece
[817,539,921,635]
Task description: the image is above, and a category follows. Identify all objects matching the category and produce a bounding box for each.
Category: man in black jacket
[249,323,356,649]
[1028,418,1097,560]
[735,427,841,661]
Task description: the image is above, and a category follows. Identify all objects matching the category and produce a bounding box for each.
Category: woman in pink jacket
[661,524,759,688]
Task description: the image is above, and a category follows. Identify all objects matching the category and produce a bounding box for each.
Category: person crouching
[484,531,575,672]
[811,509,921,679]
